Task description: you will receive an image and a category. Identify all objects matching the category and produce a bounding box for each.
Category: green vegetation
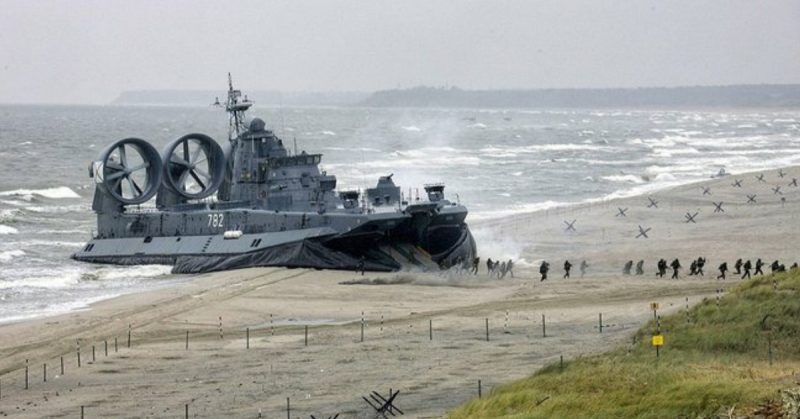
[450,271,800,418]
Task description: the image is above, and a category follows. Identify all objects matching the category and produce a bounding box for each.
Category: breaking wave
[0,186,81,200]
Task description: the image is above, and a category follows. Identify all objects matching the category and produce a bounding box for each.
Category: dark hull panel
[73,219,475,274]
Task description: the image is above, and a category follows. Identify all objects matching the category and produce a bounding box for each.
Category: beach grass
[449,270,800,418]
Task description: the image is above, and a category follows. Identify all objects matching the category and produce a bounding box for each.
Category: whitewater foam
[0,186,81,199]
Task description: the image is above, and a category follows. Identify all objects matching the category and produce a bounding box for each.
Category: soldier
[657,259,668,278]
[499,261,507,279]
[357,256,366,276]
[623,260,633,275]
[696,257,706,276]
[792,262,799,271]
[717,262,728,280]
[741,260,752,279]
[493,260,501,278]
[688,260,698,276]
[770,260,780,273]
[539,261,550,281]
[486,258,494,276]
[563,260,572,279]
[506,259,515,278]
[471,257,480,275]
[580,260,588,277]
[670,258,681,279]
[734,258,743,275]
[635,260,644,275]
[755,258,765,276]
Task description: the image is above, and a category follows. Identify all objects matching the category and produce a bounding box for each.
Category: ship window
[144,236,153,243]
[176,237,181,242]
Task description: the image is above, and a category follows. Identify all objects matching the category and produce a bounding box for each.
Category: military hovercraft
[72,76,476,273]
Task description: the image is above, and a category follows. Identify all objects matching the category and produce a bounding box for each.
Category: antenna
[222,73,253,143]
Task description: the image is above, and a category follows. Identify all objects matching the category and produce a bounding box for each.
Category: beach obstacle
[732,179,743,188]
[747,194,757,204]
[790,178,798,187]
[362,389,403,417]
[647,197,659,208]
[779,169,787,178]
[772,186,783,195]
[756,173,766,183]
[310,415,340,419]
[684,211,699,224]
[616,207,628,217]
[563,219,576,232]
[636,225,651,239]
[713,202,725,213]
[702,186,711,196]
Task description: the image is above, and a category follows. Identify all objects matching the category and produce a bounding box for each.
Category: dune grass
[449,270,800,418]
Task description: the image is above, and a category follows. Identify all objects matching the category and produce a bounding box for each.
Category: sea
[1,104,799,323]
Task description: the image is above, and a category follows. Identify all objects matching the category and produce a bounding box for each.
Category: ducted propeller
[161,133,225,200]
[95,138,163,205]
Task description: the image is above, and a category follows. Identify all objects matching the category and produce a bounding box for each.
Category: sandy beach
[0,165,798,418]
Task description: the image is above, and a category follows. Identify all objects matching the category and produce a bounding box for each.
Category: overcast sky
[1,0,799,104]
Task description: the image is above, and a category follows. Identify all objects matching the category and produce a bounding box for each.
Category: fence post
[128,324,131,348]
[599,313,603,333]
[478,379,482,398]
[247,327,250,349]
[60,356,64,375]
[429,319,433,341]
[485,318,490,341]
[542,314,546,338]
[25,359,28,390]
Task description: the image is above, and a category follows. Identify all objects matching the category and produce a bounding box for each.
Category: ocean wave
[23,204,88,214]
[601,174,647,184]
[0,186,81,200]
[0,225,18,235]
[0,208,22,223]
[469,200,571,222]
[0,250,25,262]
[320,130,337,136]
[401,125,422,132]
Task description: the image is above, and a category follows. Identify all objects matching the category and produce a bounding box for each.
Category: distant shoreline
[107,84,800,108]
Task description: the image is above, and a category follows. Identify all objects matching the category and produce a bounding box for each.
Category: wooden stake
[128,324,131,348]
[599,313,603,333]
[304,325,308,347]
[186,330,189,350]
[247,327,250,349]
[485,318,489,342]
[286,397,291,419]
[114,337,118,352]
[60,356,64,375]
[478,379,482,398]
[25,359,28,390]
[542,314,546,338]
[104,340,108,357]
[43,363,46,382]
[429,319,433,341]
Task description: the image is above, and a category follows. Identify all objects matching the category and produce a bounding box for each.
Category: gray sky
[1,0,799,104]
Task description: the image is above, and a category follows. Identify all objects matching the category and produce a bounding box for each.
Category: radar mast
[223,73,253,142]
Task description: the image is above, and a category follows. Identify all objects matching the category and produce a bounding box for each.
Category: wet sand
[0,166,797,418]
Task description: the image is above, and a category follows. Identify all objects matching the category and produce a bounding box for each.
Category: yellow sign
[652,335,664,346]
[650,302,659,311]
